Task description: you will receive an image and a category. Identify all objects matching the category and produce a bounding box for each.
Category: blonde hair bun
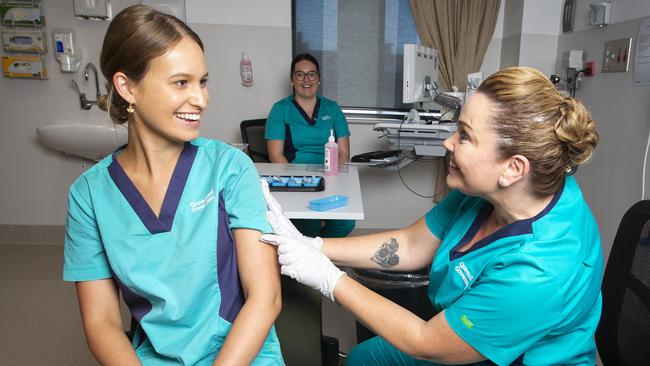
[555,97,599,168]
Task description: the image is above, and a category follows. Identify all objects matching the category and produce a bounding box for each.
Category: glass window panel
[293,0,419,109]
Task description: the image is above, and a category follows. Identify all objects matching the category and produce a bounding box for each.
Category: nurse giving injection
[262,67,603,366]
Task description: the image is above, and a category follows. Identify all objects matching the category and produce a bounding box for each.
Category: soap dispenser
[324,129,338,176]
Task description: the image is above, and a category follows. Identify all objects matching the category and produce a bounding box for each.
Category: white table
[255,163,364,220]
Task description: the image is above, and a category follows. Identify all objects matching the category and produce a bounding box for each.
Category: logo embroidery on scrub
[190,189,215,212]
[321,115,332,121]
[460,314,474,329]
[454,261,474,289]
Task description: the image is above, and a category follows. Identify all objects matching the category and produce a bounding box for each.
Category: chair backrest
[240,119,270,162]
[596,200,650,365]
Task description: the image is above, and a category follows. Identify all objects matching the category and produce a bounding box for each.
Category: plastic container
[348,268,434,344]
[240,52,254,87]
[324,129,338,176]
[308,195,348,211]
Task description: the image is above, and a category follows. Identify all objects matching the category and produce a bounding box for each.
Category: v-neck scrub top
[264,95,350,164]
[424,176,603,365]
[63,138,283,365]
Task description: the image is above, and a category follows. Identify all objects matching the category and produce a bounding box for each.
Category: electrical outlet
[584,61,596,76]
[602,38,632,73]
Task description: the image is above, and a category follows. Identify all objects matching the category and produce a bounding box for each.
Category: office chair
[596,200,650,366]
[240,119,270,162]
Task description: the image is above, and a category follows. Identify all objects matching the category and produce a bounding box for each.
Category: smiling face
[442,92,508,197]
[129,37,209,145]
[291,60,320,100]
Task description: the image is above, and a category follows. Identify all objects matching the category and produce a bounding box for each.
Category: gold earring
[126,102,134,114]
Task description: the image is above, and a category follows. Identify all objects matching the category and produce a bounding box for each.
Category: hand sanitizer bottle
[240,52,254,87]
[324,129,338,176]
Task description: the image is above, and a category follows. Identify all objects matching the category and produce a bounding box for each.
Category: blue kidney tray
[308,195,349,211]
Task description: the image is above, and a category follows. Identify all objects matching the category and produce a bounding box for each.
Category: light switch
[602,38,632,73]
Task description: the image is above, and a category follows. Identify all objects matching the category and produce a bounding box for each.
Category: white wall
[0,0,291,225]
[493,0,563,76]
[187,0,290,27]
[555,0,650,263]
[480,0,505,76]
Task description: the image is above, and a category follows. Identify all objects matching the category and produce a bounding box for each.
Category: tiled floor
[0,244,98,365]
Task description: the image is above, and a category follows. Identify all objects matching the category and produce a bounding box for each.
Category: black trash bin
[348,267,435,344]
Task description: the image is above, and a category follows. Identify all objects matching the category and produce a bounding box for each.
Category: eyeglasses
[293,71,320,81]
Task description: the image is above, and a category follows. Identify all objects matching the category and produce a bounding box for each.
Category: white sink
[36,123,128,161]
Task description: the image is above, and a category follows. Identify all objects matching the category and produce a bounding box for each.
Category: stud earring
[498,176,508,187]
[126,102,134,114]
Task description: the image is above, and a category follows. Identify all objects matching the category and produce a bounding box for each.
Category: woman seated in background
[265,53,355,238]
[62,5,283,365]
[263,67,603,366]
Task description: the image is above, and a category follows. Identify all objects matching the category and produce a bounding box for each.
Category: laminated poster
[634,18,650,87]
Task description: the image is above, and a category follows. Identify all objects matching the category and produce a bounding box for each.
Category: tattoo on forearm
[370,238,400,268]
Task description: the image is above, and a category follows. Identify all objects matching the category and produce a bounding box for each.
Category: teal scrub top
[264,95,351,164]
[424,176,603,366]
[63,138,283,365]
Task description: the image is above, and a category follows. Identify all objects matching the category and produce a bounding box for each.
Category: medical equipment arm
[213,229,282,365]
[266,140,289,163]
[76,279,143,365]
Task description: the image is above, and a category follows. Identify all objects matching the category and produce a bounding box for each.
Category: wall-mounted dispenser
[74,0,111,20]
[589,2,612,27]
[52,28,81,72]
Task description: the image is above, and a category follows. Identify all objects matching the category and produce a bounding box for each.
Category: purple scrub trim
[291,95,321,126]
[449,179,565,261]
[284,127,297,162]
[216,190,244,323]
[108,142,198,234]
[112,272,153,323]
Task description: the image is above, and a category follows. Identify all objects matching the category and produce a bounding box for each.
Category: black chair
[240,119,270,162]
[596,200,650,365]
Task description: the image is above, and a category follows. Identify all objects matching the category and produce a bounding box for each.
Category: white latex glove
[260,179,323,250]
[261,234,344,301]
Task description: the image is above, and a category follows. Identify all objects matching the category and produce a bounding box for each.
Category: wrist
[324,267,345,302]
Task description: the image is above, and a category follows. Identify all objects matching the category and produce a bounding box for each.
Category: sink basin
[36,123,128,161]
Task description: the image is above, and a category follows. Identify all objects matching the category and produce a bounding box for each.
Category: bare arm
[212,229,282,365]
[337,136,350,163]
[323,218,440,271]
[334,276,485,363]
[76,279,143,366]
[267,140,289,163]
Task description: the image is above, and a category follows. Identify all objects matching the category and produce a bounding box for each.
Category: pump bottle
[240,52,254,87]
[324,129,338,176]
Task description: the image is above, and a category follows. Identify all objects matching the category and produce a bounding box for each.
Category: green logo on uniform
[460,314,474,329]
